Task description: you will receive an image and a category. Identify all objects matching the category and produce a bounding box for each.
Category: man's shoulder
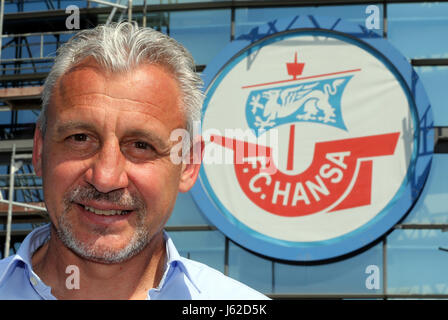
[0,255,16,279]
[0,255,14,265]
[0,225,48,283]
[178,257,269,300]
[0,255,23,295]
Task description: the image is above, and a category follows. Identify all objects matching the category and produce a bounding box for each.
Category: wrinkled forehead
[54,57,183,110]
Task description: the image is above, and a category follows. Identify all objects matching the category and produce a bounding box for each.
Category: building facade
[0,0,447,299]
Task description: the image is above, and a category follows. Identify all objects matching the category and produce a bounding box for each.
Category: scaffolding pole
[89,0,127,10]
[128,0,132,22]
[0,0,4,61]
[0,199,46,212]
[142,0,147,27]
[4,144,16,258]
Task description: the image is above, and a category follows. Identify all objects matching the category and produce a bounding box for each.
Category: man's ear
[32,125,44,177]
[178,137,204,193]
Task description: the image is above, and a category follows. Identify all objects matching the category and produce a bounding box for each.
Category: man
[0,22,267,300]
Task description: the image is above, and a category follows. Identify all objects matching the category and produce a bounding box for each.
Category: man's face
[33,59,198,263]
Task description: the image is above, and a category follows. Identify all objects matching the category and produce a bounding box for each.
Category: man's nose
[85,138,129,193]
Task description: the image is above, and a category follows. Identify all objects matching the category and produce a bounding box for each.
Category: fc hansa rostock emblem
[191,16,433,261]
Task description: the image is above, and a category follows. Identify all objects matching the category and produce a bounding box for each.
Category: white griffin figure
[250,78,346,131]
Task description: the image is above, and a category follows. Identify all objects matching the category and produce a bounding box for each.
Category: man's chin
[73,248,134,265]
[56,226,151,265]
[70,240,148,264]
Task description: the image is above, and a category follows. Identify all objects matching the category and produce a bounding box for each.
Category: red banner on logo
[211,132,400,217]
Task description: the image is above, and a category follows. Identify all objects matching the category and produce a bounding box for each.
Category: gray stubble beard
[54,185,154,264]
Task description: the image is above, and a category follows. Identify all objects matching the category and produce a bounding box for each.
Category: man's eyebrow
[55,121,97,135]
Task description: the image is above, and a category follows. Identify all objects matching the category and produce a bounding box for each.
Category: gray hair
[38,22,204,139]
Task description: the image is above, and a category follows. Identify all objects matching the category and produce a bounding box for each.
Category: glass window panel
[19,36,44,71]
[5,2,48,13]
[169,9,231,66]
[388,3,448,59]
[1,36,20,70]
[11,223,33,231]
[228,241,273,294]
[167,230,225,273]
[5,0,86,13]
[274,242,383,294]
[13,242,21,253]
[167,192,210,226]
[18,110,38,124]
[402,155,448,224]
[235,5,383,39]
[387,229,448,295]
[415,66,448,127]
[131,12,170,34]
[0,111,12,125]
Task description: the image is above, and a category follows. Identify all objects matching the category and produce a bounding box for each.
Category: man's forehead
[58,66,107,100]
[55,58,182,108]
[46,58,187,133]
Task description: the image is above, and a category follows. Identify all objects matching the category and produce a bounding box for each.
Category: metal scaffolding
[2,145,46,257]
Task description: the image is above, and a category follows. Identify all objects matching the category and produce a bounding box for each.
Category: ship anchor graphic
[285,52,305,171]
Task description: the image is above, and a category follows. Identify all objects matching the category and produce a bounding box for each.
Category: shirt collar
[17,224,51,266]
[0,223,51,289]
[161,231,201,293]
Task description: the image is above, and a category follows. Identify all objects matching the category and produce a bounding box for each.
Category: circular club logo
[191,16,433,261]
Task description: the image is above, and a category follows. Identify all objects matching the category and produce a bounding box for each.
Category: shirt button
[30,276,38,286]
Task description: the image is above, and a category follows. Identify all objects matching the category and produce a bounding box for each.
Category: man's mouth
[78,204,133,216]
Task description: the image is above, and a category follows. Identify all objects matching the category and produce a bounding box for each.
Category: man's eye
[134,141,153,150]
[71,133,88,142]
[122,141,159,162]
[64,133,97,156]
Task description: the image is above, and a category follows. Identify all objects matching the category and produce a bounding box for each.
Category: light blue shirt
[0,224,268,300]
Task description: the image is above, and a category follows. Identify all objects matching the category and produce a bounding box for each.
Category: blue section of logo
[246,76,352,136]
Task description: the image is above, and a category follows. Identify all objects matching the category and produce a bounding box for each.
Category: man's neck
[31,229,167,300]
